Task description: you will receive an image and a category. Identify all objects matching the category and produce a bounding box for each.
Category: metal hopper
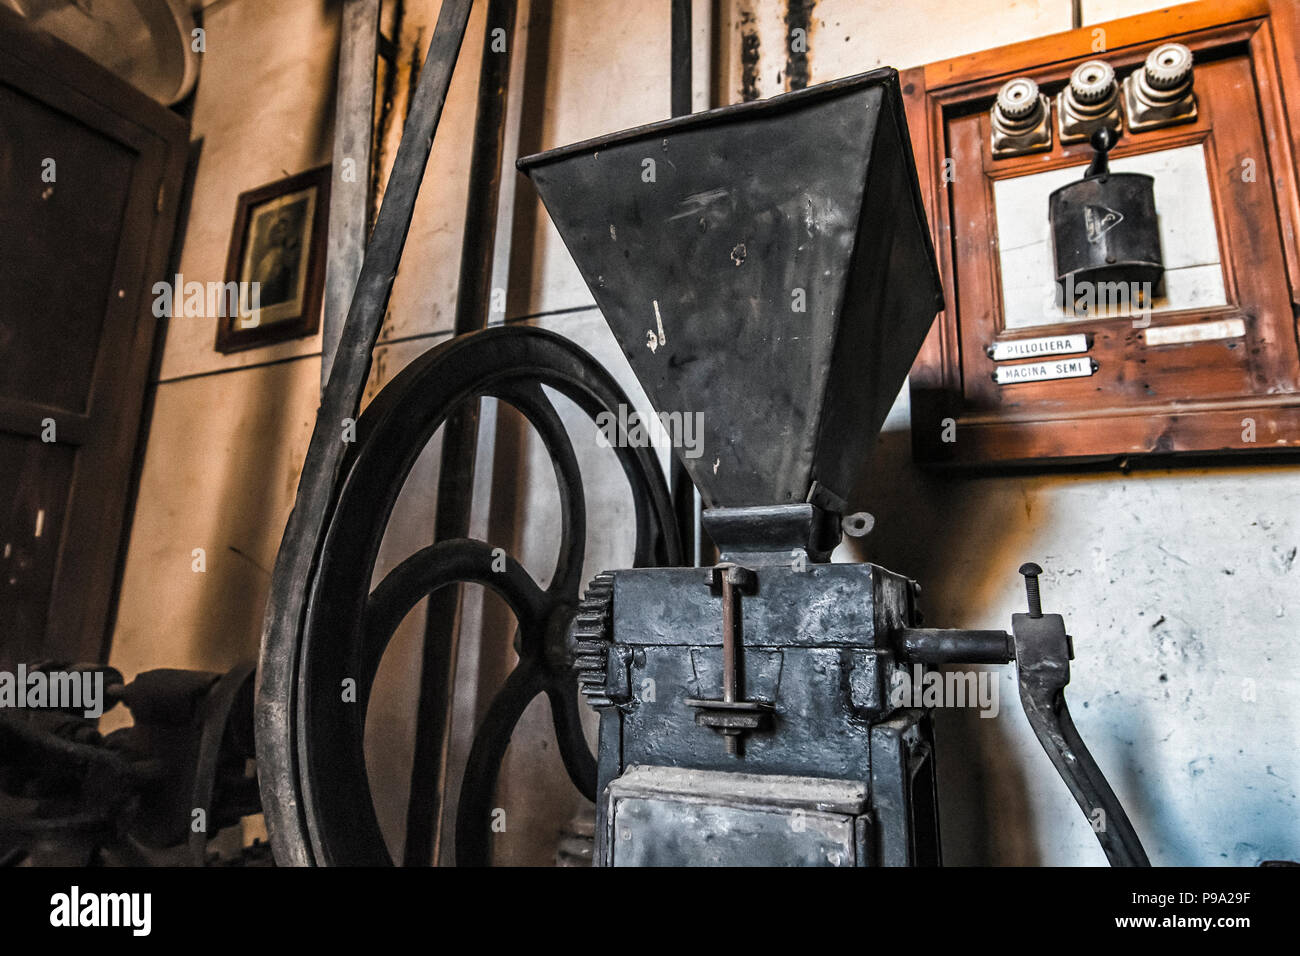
[519,68,943,511]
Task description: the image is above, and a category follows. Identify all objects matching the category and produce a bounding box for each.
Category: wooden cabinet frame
[902,0,1300,466]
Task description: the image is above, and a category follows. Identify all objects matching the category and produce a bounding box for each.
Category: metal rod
[404,0,519,868]
[720,572,737,703]
[717,565,747,756]
[896,628,1014,665]
[321,0,381,392]
[671,0,692,117]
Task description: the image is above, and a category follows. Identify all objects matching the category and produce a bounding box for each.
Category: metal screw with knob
[1018,562,1043,618]
[684,563,773,755]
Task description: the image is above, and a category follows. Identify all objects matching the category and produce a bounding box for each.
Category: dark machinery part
[0,662,260,866]
[1049,126,1164,308]
[526,68,1149,867]
[571,506,942,867]
[570,542,1148,866]
[257,326,680,867]
[256,41,1151,865]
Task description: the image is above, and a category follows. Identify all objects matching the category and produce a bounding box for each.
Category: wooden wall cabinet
[902,0,1300,466]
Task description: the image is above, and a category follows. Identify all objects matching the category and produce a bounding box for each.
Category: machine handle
[1012,565,1150,867]
[892,565,1152,866]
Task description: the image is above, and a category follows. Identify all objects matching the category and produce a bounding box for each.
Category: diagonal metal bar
[1012,602,1150,867]
[256,0,475,868]
[321,0,381,391]
[1018,681,1151,867]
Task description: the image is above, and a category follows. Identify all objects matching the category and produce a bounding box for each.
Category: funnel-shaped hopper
[519,69,943,511]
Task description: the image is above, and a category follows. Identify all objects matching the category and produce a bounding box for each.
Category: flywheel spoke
[453,658,547,866]
[494,383,587,601]
[358,538,554,706]
[546,681,598,801]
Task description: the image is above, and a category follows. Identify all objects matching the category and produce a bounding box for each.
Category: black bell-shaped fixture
[1048,127,1164,309]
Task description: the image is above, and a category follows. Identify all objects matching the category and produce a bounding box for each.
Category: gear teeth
[1144,43,1193,90]
[1068,60,1116,105]
[569,572,617,709]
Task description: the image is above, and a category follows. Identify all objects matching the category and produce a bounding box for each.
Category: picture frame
[215,165,330,353]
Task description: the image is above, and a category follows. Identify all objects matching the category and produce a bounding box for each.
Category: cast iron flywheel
[256,325,680,865]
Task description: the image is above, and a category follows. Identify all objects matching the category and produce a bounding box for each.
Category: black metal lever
[1011,563,1150,867]
[892,564,1151,866]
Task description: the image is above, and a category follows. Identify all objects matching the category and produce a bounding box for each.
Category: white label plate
[1144,317,1245,347]
[989,333,1089,361]
[994,357,1097,385]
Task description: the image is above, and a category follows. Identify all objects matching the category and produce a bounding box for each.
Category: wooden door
[0,8,187,667]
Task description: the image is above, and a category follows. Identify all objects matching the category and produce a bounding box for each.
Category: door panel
[0,81,136,413]
[0,8,188,667]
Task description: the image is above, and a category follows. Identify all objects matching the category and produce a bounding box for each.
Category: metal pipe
[896,628,1014,665]
[322,0,381,392]
[669,0,698,567]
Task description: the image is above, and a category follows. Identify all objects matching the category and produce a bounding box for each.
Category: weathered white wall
[859,390,1299,864]
[110,0,1297,865]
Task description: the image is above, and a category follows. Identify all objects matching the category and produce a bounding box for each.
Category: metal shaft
[720,571,737,704]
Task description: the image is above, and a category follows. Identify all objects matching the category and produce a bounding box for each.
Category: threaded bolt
[1019,562,1043,618]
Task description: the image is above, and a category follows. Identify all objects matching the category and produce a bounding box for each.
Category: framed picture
[216,165,330,352]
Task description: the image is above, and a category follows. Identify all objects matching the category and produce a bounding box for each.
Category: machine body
[524,69,1151,868]
[574,506,938,866]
